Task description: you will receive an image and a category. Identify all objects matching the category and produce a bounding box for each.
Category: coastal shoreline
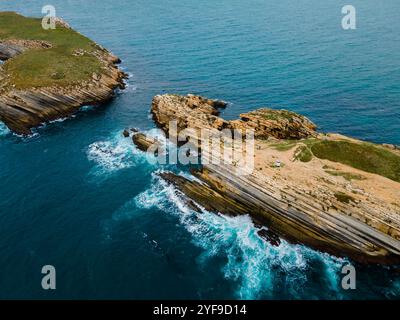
[129,93,400,265]
[0,12,127,135]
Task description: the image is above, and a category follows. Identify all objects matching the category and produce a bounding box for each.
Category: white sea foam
[88,140,133,172]
[386,278,400,299]
[176,170,203,184]
[48,116,73,124]
[87,134,138,175]
[0,121,40,139]
[124,72,137,93]
[0,122,10,137]
[116,69,137,93]
[124,83,137,93]
[87,130,159,177]
[10,113,79,139]
[134,173,346,299]
[79,105,95,112]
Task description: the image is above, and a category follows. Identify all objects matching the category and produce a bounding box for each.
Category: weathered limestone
[132,132,161,153]
[147,93,400,264]
[232,108,317,140]
[0,37,126,135]
[151,94,317,140]
[0,40,52,60]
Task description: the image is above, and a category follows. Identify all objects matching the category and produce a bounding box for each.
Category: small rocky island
[0,12,126,135]
[128,93,400,264]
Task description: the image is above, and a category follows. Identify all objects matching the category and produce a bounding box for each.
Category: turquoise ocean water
[0,0,399,299]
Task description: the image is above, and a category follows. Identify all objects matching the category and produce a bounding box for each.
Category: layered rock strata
[146,94,400,264]
[0,22,126,135]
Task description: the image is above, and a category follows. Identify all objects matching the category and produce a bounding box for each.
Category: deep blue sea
[0,0,399,299]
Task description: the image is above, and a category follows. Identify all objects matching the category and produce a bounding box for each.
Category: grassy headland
[0,11,102,89]
[311,140,400,183]
[268,137,400,182]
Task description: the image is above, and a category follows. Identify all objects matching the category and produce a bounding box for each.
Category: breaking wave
[87,131,147,176]
[134,172,346,299]
[86,129,170,178]
[124,72,137,93]
[0,122,10,137]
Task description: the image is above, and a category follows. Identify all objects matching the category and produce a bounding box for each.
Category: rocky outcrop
[159,171,250,216]
[151,94,228,134]
[383,143,400,151]
[123,129,130,137]
[132,132,161,153]
[0,40,52,60]
[0,28,126,135]
[151,94,317,140]
[0,70,125,135]
[159,166,400,264]
[54,17,71,29]
[148,93,400,264]
[232,108,317,140]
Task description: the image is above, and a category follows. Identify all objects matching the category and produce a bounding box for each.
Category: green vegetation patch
[0,12,102,89]
[258,109,296,122]
[294,145,313,162]
[311,140,400,183]
[334,191,355,204]
[269,140,297,151]
[325,170,365,181]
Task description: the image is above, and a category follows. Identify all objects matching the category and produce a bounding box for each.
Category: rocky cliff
[0,13,126,135]
[151,94,316,140]
[147,93,400,264]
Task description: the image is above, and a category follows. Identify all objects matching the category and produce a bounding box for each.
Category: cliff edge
[0,12,127,135]
[146,93,400,264]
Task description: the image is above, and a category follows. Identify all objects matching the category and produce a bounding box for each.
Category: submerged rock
[122,129,130,137]
[257,228,281,247]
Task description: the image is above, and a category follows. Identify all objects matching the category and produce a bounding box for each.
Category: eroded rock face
[54,17,71,29]
[0,42,23,60]
[132,133,160,153]
[148,93,400,264]
[122,129,130,137]
[151,94,317,140]
[0,35,126,135]
[0,67,126,135]
[232,108,317,140]
[151,94,228,134]
[159,171,250,216]
[0,40,52,60]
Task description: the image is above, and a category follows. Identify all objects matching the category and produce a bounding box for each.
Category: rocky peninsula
[0,12,126,135]
[129,93,400,264]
